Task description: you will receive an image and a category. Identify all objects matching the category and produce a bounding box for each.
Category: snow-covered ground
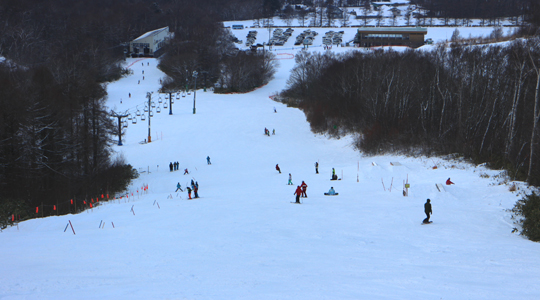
[2,42,540,300]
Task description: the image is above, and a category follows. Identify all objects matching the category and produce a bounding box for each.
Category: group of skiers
[264,128,275,136]
[169,161,180,172]
[176,180,200,199]
[293,181,309,203]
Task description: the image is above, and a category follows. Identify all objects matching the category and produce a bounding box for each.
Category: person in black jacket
[424,199,432,223]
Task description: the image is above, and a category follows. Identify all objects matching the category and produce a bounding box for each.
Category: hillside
[1,46,540,299]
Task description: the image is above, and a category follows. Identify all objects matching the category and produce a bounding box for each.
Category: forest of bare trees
[280,39,540,184]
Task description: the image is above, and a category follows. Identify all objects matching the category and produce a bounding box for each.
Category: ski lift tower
[111,111,130,145]
[192,70,198,114]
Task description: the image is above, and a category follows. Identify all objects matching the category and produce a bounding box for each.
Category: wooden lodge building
[353,27,428,48]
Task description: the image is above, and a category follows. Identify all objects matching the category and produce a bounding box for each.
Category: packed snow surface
[1,43,540,300]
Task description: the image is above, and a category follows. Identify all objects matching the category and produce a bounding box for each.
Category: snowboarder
[276,164,281,174]
[184,168,189,175]
[288,173,293,185]
[207,156,211,165]
[186,186,192,199]
[169,162,173,172]
[331,168,337,180]
[175,182,183,192]
[446,178,454,185]
[315,162,319,174]
[424,199,432,223]
[294,185,303,204]
[301,181,308,197]
[326,187,336,195]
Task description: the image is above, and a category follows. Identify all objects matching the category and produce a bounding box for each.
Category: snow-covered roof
[133,27,169,41]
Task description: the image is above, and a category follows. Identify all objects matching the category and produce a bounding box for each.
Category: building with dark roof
[353,27,428,48]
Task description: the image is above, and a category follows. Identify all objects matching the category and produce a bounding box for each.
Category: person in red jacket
[446,178,454,185]
[294,185,303,203]
[276,164,281,174]
[300,181,308,198]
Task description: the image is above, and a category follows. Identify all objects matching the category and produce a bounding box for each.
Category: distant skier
[424,199,432,223]
[129,93,131,98]
[207,156,211,165]
[446,178,454,185]
[288,173,293,185]
[301,181,308,197]
[294,185,303,204]
[191,179,195,189]
[272,129,275,135]
[175,182,183,192]
[169,162,173,172]
[184,168,189,175]
[193,185,199,198]
[276,164,281,174]
[187,186,192,199]
[274,107,277,113]
[315,162,319,174]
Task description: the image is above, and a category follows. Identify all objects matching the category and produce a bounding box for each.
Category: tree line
[279,38,540,185]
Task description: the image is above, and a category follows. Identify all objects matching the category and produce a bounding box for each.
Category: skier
[272,129,275,135]
[207,156,211,165]
[142,70,144,75]
[315,162,319,174]
[169,162,173,172]
[276,164,281,174]
[274,107,277,113]
[294,185,303,204]
[301,181,308,198]
[424,199,432,223]
[175,182,183,192]
[129,93,131,98]
[186,186,192,199]
[193,185,199,198]
[184,168,189,175]
[191,179,195,189]
[288,173,293,185]
[446,178,454,185]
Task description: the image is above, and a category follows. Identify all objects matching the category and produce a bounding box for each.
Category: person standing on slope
[175,182,183,192]
[315,162,319,174]
[301,181,308,198]
[186,186,192,199]
[424,199,432,223]
[276,164,281,174]
[288,173,293,185]
[207,156,211,165]
[294,185,303,204]
[169,162,173,172]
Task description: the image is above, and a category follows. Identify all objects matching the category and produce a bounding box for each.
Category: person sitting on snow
[446,178,454,185]
[327,187,336,195]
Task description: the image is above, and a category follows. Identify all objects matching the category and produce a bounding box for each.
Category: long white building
[130,26,173,57]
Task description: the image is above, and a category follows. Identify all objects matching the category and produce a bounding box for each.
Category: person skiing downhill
[175,182,183,192]
[276,164,281,174]
[424,199,432,223]
[288,173,293,185]
[207,156,211,165]
[294,186,303,203]
[300,181,308,197]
